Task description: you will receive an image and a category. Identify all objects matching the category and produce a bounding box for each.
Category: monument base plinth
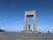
[24,31,37,33]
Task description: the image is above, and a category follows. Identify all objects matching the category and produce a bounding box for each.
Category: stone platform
[0,32,53,40]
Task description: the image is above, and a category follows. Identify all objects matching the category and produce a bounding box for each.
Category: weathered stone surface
[0,32,53,40]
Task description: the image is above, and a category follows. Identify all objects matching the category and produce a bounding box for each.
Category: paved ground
[0,32,53,40]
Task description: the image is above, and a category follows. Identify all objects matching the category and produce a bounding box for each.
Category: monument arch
[24,11,36,32]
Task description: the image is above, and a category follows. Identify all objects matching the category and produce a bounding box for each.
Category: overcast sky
[0,0,53,32]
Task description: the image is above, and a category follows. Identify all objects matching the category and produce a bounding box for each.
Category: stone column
[33,12,36,32]
[24,15,27,32]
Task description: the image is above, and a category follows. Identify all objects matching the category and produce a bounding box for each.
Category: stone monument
[24,11,36,32]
